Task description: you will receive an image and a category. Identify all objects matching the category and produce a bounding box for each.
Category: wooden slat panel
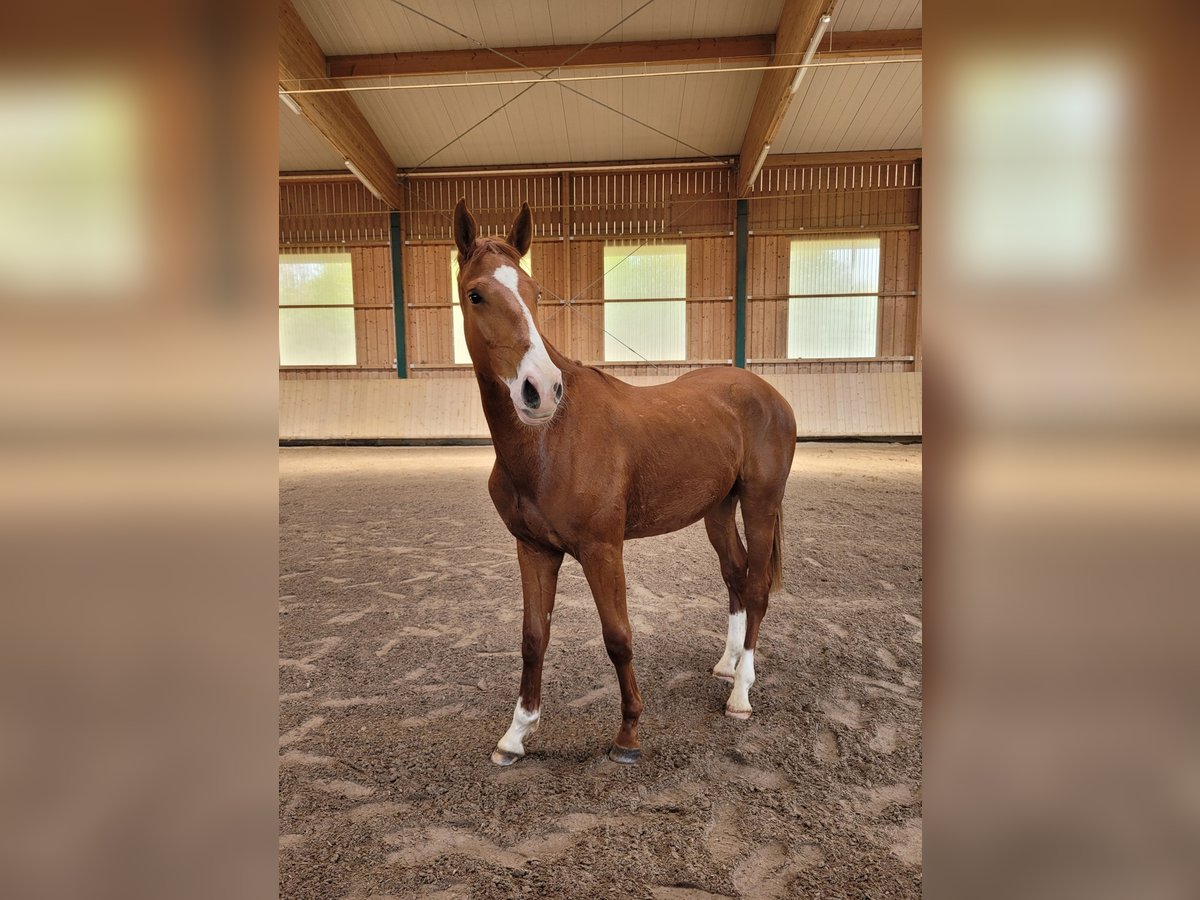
[405,172,564,240]
[748,159,921,231]
[746,235,789,360]
[348,246,396,369]
[279,373,922,439]
[279,179,390,246]
[685,237,735,362]
[568,240,605,361]
[404,244,453,365]
[532,240,570,353]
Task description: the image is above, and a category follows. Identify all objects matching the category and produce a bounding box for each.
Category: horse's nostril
[554,382,563,402]
[521,378,540,410]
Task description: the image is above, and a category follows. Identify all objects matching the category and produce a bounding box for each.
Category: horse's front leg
[579,542,644,764]
[491,540,563,766]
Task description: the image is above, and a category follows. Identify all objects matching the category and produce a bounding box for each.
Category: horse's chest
[492,487,562,547]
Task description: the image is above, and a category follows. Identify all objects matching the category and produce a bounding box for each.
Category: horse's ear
[454,198,477,259]
[506,202,533,257]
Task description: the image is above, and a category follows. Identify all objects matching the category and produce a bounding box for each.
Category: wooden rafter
[279,0,404,208]
[328,35,776,80]
[736,0,831,198]
[820,28,921,59]
[326,30,921,80]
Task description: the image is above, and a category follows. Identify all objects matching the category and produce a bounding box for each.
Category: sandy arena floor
[279,443,922,899]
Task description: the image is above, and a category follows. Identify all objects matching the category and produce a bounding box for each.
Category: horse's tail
[769,508,784,595]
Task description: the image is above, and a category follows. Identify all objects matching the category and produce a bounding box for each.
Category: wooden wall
[747,158,921,232]
[279,241,396,380]
[687,237,736,363]
[744,229,919,375]
[743,157,921,376]
[280,373,922,440]
[401,166,739,378]
[279,154,921,383]
[351,247,396,369]
[279,178,389,247]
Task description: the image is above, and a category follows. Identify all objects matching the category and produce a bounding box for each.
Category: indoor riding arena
[278,1,922,897]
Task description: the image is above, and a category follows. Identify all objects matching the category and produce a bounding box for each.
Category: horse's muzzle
[514,372,562,425]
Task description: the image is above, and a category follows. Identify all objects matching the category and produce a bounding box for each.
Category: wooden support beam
[279,0,404,209]
[736,0,830,198]
[328,34,776,80]
[821,28,921,59]
[326,30,921,80]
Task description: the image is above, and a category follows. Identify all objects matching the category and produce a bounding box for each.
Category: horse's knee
[602,626,633,666]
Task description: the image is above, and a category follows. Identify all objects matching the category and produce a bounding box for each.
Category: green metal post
[734,198,748,368]
[389,211,407,378]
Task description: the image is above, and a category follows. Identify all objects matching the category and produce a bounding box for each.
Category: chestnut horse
[453,199,796,765]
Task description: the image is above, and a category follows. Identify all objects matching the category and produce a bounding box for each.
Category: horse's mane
[459,237,521,267]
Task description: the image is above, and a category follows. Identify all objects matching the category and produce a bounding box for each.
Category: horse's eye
[468,291,483,305]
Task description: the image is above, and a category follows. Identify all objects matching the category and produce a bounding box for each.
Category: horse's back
[670,366,796,443]
[631,365,795,487]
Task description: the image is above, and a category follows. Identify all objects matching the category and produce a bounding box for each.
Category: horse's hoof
[608,745,642,764]
[491,748,523,766]
[725,705,752,720]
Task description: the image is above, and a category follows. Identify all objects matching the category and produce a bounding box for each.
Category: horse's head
[453,199,563,427]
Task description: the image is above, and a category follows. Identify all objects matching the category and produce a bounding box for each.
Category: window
[602,243,686,362]
[788,237,880,359]
[451,247,532,365]
[278,252,356,365]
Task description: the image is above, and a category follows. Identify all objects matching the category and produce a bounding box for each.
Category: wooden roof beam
[279,0,404,209]
[327,34,776,80]
[736,0,832,198]
[820,28,921,59]
[325,30,921,80]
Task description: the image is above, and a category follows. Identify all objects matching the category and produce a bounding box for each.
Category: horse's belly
[624,464,734,539]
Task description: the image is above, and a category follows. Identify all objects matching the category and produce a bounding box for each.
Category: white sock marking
[496,700,540,756]
[728,649,756,714]
[713,611,746,677]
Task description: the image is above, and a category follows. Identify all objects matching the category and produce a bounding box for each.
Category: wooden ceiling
[279,0,922,201]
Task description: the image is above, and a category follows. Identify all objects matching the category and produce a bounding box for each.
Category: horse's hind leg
[724,494,782,719]
[704,490,748,682]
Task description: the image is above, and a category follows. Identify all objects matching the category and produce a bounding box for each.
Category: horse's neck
[473,343,576,484]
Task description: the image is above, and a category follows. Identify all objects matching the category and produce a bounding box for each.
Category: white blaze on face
[493,264,562,423]
[713,611,746,680]
[495,700,540,756]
